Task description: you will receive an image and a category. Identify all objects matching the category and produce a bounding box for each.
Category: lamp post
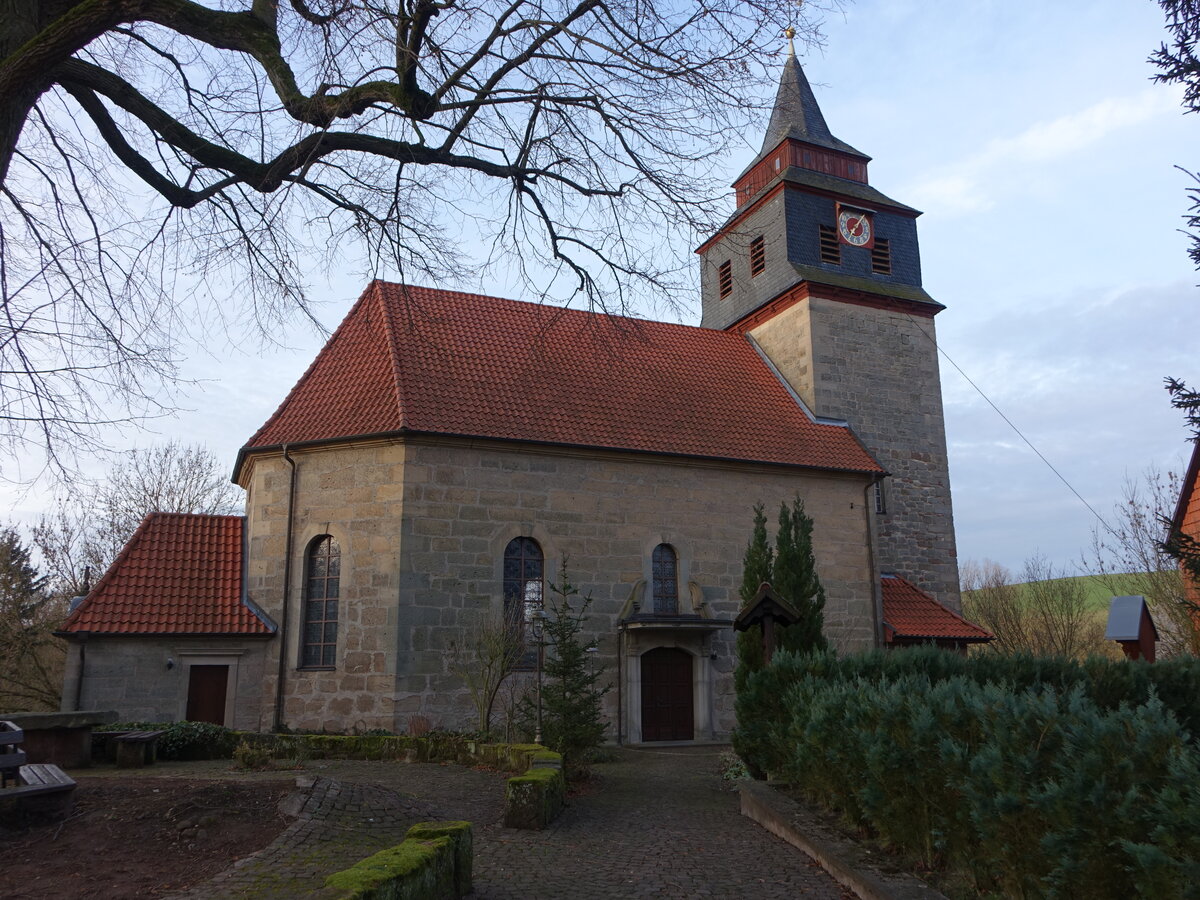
[529,608,549,745]
[586,645,597,677]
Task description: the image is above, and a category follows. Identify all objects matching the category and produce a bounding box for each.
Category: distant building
[58,51,986,740]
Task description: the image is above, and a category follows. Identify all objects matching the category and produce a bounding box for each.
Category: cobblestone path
[168,747,847,898]
[471,746,848,899]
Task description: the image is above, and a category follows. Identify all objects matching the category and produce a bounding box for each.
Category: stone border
[323,820,473,900]
[236,732,565,830]
[738,780,947,900]
[502,756,565,829]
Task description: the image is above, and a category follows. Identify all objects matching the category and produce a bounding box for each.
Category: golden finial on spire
[784,26,796,57]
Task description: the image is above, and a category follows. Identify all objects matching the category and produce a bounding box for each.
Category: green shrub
[232,740,274,770]
[736,656,1200,898]
[98,720,238,760]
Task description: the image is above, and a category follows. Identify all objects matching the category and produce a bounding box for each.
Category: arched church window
[652,544,679,615]
[503,537,543,668]
[301,535,340,668]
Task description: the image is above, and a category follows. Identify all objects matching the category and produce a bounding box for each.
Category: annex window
[652,544,679,615]
[819,225,841,265]
[718,260,733,299]
[749,236,766,277]
[503,537,544,668]
[871,238,892,275]
[301,535,340,668]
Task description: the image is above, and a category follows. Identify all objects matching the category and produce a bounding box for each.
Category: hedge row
[745,647,1200,738]
[734,654,1200,897]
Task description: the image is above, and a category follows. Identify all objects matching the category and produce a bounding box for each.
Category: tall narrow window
[652,544,679,615]
[871,238,892,274]
[874,481,887,515]
[819,225,841,265]
[749,236,766,277]
[503,537,543,668]
[718,260,733,299]
[301,535,340,668]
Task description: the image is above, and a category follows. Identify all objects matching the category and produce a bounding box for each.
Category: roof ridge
[373,281,411,432]
[240,283,380,453]
[61,512,159,629]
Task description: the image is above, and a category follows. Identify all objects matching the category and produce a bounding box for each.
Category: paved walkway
[165,746,849,898]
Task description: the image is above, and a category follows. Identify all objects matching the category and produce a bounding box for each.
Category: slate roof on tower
[59,513,270,636]
[236,282,883,477]
[760,49,868,160]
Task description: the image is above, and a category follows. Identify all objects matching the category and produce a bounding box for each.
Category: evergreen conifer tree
[735,497,828,697]
[735,503,774,693]
[774,497,828,655]
[537,563,610,772]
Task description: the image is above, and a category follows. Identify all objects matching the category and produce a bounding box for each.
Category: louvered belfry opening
[818,225,840,265]
[871,237,892,274]
[749,235,766,277]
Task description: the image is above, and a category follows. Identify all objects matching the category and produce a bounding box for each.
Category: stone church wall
[750,297,961,608]
[241,438,877,736]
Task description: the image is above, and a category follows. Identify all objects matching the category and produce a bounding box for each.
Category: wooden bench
[0,763,77,823]
[0,720,26,789]
[114,730,166,768]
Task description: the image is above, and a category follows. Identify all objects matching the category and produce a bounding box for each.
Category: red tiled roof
[881,574,992,642]
[60,513,270,636]
[239,282,882,475]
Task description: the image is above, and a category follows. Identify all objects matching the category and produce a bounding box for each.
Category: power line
[903,312,1117,540]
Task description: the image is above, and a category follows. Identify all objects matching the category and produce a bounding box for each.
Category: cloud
[904,88,1183,216]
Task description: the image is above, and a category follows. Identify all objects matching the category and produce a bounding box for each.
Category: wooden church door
[640,647,693,741]
[186,665,229,725]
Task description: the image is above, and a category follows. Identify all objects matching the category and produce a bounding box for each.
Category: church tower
[699,50,961,608]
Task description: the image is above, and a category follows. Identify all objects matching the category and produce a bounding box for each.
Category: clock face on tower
[837,208,872,247]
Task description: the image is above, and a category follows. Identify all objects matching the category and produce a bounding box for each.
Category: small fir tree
[773,497,828,655]
[735,497,828,696]
[735,503,773,693]
[536,563,610,772]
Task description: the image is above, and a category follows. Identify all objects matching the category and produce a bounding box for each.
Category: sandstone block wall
[242,437,878,736]
[242,445,406,733]
[750,297,961,607]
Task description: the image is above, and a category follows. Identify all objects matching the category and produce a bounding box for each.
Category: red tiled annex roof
[238,282,882,476]
[60,513,270,636]
[881,574,992,643]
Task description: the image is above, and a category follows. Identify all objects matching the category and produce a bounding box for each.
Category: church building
[58,52,989,740]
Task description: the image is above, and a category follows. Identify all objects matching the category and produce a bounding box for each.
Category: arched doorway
[640,647,693,741]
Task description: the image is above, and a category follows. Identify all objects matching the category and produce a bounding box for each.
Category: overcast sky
[4,0,1198,578]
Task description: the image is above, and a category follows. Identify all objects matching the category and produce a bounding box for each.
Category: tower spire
[761,52,837,154]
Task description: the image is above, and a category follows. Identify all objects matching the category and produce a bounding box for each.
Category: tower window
[874,481,887,515]
[749,236,765,277]
[871,238,892,274]
[718,260,733,299]
[819,225,840,265]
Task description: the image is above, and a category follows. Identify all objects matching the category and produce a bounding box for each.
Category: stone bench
[114,730,166,768]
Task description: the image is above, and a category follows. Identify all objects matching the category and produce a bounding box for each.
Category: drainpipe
[273,446,298,731]
[616,627,623,746]
[73,634,88,711]
[865,477,885,647]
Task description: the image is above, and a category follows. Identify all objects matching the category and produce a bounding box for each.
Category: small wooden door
[186,665,229,725]
[640,647,693,742]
